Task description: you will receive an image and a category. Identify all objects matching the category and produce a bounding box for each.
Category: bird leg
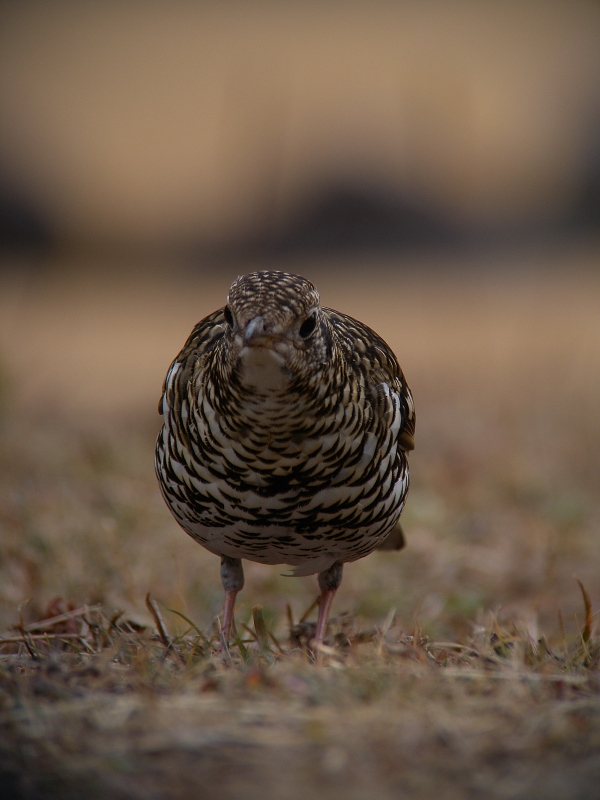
[315,561,343,647]
[220,556,244,642]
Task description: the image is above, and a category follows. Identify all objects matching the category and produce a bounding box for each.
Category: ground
[1,242,599,799]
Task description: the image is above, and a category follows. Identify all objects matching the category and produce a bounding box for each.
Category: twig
[426,642,482,657]
[0,633,88,644]
[299,597,319,624]
[145,593,172,649]
[16,628,37,660]
[2,604,103,637]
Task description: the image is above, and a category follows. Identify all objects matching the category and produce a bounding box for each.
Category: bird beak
[243,315,285,350]
[243,315,266,344]
[242,316,287,349]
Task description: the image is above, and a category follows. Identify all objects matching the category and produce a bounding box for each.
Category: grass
[2,592,600,800]
[1,248,600,798]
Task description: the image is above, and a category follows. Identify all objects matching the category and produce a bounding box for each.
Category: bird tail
[376,523,406,551]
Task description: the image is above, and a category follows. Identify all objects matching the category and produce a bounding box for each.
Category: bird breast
[194,382,382,495]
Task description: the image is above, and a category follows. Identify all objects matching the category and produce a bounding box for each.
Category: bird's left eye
[299,312,317,339]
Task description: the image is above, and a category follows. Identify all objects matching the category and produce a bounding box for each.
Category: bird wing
[324,309,415,452]
[157,308,226,416]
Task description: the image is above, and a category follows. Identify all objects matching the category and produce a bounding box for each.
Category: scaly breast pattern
[155,309,411,575]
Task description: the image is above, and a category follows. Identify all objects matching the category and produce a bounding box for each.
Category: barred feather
[155,271,414,582]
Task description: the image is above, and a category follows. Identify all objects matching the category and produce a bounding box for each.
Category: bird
[155,270,415,649]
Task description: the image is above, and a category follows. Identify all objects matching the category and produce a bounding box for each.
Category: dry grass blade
[380,607,397,638]
[299,597,319,624]
[577,579,593,644]
[312,641,340,666]
[229,630,249,662]
[252,606,275,663]
[145,593,185,664]
[267,629,287,655]
[146,593,171,648]
[285,602,294,629]
[1,603,103,637]
[558,609,567,655]
[426,642,481,657]
[376,607,397,656]
[0,633,87,644]
[166,607,209,644]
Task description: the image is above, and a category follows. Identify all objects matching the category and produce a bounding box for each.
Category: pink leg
[221,589,239,642]
[315,588,337,646]
[315,562,343,648]
[220,556,244,643]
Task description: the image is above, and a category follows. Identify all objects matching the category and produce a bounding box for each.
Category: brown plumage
[155,271,415,647]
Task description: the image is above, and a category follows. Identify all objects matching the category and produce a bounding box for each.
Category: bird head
[221,271,330,392]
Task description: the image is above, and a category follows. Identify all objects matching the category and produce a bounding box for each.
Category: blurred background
[0,1,599,638]
[1,0,599,256]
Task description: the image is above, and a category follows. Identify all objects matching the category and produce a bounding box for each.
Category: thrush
[155,271,415,648]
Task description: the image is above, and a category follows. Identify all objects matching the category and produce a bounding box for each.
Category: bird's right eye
[223,306,234,327]
[299,311,317,339]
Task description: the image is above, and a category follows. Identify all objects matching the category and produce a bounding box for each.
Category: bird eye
[223,305,234,327]
[299,312,317,339]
